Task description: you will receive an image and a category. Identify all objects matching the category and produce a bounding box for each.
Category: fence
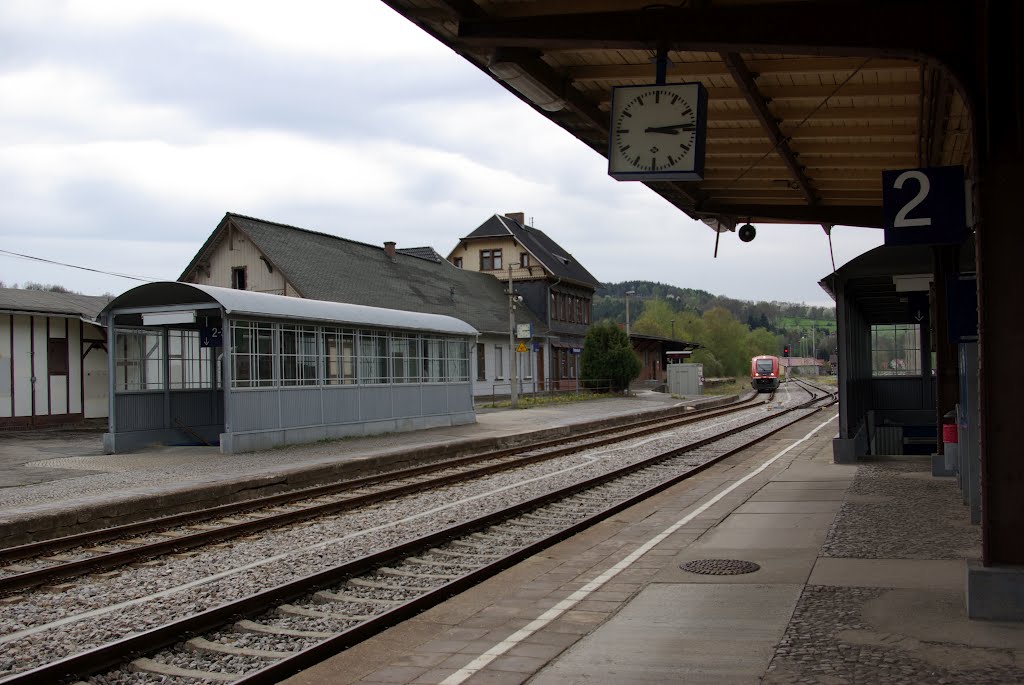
[484,378,616,401]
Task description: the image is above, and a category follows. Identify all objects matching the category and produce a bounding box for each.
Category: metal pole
[625,295,631,336]
[508,265,518,408]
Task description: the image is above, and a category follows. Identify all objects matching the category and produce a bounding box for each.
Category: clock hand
[644,124,696,134]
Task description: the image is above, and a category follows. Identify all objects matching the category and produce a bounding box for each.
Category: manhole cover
[680,559,761,575]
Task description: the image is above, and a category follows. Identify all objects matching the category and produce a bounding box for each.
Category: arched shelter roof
[103,282,479,337]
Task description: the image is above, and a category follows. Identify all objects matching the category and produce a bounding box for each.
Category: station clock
[608,82,708,182]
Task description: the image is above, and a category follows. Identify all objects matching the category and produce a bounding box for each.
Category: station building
[0,288,110,428]
[446,212,601,388]
[101,282,478,454]
[179,213,549,399]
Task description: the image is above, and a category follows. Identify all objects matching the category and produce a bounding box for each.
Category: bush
[580,321,642,392]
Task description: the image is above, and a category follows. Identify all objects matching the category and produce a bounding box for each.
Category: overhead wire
[0,248,155,283]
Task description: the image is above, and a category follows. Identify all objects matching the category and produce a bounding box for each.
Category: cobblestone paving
[822,460,979,559]
[764,586,1024,685]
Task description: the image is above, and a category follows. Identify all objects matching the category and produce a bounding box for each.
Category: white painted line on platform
[439,411,839,685]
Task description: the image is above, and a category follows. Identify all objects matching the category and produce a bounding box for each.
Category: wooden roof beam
[690,203,883,228]
[456,1,967,68]
[567,58,919,82]
[720,52,817,205]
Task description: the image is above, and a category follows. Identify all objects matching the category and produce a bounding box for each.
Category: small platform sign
[882,165,969,246]
[200,325,223,348]
[515,323,532,339]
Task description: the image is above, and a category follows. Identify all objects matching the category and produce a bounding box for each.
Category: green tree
[581,321,642,392]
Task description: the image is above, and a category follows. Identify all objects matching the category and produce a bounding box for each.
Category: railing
[484,378,616,400]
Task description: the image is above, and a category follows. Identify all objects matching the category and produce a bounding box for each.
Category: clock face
[608,83,707,181]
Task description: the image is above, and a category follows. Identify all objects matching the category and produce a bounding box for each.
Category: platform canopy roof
[381,0,974,231]
[103,282,479,336]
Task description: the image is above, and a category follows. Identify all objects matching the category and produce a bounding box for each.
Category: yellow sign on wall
[516,342,528,353]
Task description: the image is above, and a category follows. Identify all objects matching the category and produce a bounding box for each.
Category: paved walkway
[277,409,1024,685]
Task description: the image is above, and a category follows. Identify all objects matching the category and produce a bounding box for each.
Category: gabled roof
[0,288,111,322]
[461,214,600,289]
[396,246,444,262]
[179,213,546,337]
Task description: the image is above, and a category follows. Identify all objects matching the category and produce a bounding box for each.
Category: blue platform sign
[882,165,969,246]
[200,325,223,348]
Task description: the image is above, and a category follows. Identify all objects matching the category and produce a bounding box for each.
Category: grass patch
[479,391,618,409]
[701,376,747,396]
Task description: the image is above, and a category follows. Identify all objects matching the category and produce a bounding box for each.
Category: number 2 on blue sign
[892,170,932,228]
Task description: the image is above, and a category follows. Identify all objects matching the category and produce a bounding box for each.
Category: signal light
[783,346,790,357]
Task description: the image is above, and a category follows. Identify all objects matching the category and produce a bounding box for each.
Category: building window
[521,253,530,268]
[495,345,504,379]
[584,298,591,324]
[279,324,319,386]
[115,328,165,391]
[551,292,557,321]
[168,330,215,389]
[48,338,68,376]
[480,249,503,271]
[453,256,463,268]
[323,327,356,384]
[871,323,921,376]
[569,296,576,323]
[231,267,247,290]
[231,321,274,388]
[476,343,486,381]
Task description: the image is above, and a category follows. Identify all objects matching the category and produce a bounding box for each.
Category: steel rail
[0,397,768,593]
[2,388,834,685]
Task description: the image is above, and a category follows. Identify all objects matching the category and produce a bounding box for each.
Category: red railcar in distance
[751,355,781,392]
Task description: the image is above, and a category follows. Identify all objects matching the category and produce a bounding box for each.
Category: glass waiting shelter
[101,282,478,454]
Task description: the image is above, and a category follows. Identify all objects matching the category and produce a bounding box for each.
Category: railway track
[1,383,835,685]
[0,393,770,594]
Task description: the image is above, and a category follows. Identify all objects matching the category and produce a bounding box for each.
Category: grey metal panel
[392,385,422,419]
[322,386,360,424]
[115,392,164,431]
[421,385,449,415]
[359,386,392,421]
[872,426,904,455]
[229,390,281,432]
[447,383,473,413]
[169,390,224,428]
[871,379,927,409]
[280,387,324,428]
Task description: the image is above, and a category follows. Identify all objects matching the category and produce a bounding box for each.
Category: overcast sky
[0,0,883,307]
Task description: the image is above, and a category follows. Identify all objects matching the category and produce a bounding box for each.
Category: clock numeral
[680,143,692,152]
[681,107,692,116]
[620,145,631,153]
[622,111,632,118]
[670,94,679,104]
[667,156,676,165]
[655,91,660,104]
[616,129,629,134]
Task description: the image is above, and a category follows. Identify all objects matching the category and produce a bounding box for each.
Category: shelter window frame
[279,324,319,386]
[323,327,357,385]
[870,323,922,377]
[391,333,421,383]
[358,330,389,384]
[422,336,446,383]
[231,320,274,388]
[168,329,216,389]
[446,339,469,382]
[115,328,165,392]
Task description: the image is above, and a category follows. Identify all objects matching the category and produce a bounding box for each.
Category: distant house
[0,288,110,428]
[178,213,548,397]
[447,213,601,387]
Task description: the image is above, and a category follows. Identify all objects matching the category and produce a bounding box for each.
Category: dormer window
[453,257,463,268]
[521,253,530,268]
[231,267,247,290]
[480,249,502,271]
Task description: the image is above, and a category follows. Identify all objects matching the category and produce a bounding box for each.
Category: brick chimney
[504,212,525,225]
[383,241,396,258]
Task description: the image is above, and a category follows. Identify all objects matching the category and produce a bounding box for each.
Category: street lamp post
[625,290,636,336]
[507,265,518,409]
